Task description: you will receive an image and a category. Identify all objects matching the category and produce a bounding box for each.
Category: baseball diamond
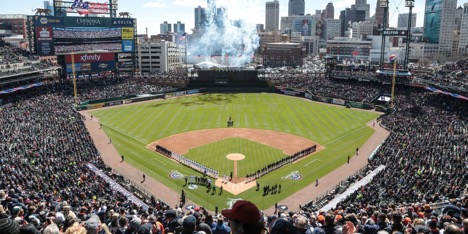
[88,93,381,210]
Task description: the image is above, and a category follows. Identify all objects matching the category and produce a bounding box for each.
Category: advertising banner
[66,63,89,73]
[34,16,64,26]
[64,16,113,27]
[275,88,304,97]
[91,61,115,71]
[121,40,134,52]
[112,18,135,27]
[65,53,115,63]
[121,27,134,40]
[332,98,345,106]
[35,26,55,56]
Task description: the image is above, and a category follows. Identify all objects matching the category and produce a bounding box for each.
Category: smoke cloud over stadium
[188,0,260,67]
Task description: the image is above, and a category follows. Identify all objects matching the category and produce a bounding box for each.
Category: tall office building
[375,0,389,28]
[397,13,417,28]
[173,21,185,34]
[438,0,457,55]
[266,0,280,31]
[339,8,366,36]
[289,0,305,16]
[324,18,341,39]
[457,3,468,54]
[160,21,172,33]
[424,0,442,43]
[454,6,463,31]
[194,6,206,29]
[326,2,334,19]
[352,0,370,20]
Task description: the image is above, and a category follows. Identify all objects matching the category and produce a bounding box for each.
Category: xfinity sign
[65,53,115,63]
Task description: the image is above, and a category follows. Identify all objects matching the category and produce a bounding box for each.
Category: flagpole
[391,55,397,109]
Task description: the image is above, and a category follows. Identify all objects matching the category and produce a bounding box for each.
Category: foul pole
[71,52,78,105]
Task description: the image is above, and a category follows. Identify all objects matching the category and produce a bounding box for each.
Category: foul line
[151,158,168,166]
[99,122,147,145]
[323,124,372,146]
[305,159,320,167]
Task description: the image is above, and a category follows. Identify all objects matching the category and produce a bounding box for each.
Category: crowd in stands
[69,76,174,102]
[0,47,467,233]
[54,28,121,39]
[0,39,55,76]
[414,58,468,91]
[55,44,122,54]
[135,71,191,81]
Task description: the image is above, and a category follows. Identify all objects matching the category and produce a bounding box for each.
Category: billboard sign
[383,30,407,36]
[66,0,109,15]
[35,26,55,56]
[35,16,64,26]
[65,53,115,63]
[121,27,134,40]
[66,61,115,73]
[34,16,134,55]
[121,40,134,52]
[112,18,134,27]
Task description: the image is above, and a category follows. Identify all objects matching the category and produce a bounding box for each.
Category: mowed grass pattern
[186,137,286,177]
[91,93,380,210]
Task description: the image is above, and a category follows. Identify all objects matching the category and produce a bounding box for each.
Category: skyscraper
[266,0,280,31]
[352,0,370,20]
[43,1,54,16]
[173,21,185,34]
[424,0,442,43]
[160,21,172,33]
[194,6,206,29]
[375,0,389,28]
[289,0,305,16]
[438,0,457,55]
[397,13,417,28]
[326,2,334,19]
[457,3,468,54]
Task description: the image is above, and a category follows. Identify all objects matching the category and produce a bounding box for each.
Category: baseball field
[90,93,380,210]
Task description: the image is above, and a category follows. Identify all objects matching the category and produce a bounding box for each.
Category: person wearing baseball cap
[221,200,265,234]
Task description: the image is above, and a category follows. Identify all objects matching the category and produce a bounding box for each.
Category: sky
[0,0,430,35]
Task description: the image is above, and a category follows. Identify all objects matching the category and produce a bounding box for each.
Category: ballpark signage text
[65,53,115,63]
[121,27,134,40]
[383,30,407,36]
[35,26,55,56]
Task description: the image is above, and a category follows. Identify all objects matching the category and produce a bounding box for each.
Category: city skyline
[0,0,429,36]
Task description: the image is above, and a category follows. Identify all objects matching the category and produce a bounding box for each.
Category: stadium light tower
[379,0,389,68]
[403,0,415,70]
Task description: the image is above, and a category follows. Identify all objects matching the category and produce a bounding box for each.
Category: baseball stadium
[0,0,467,233]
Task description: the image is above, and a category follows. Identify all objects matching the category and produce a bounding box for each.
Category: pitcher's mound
[226,153,245,160]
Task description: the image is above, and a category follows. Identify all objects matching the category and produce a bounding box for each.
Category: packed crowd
[0,40,39,65]
[0,40,56,77]
[54,28,121,39]
[414,58,468,91]
[55,43,122,54]
[66,76,174,102]
[1,54,467,234]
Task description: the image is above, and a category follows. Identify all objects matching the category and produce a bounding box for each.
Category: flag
[179,32,187,41]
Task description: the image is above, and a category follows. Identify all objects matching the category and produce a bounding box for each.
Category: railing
[303,165,372,211]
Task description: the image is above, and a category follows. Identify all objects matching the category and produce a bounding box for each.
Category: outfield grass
[91,93,380,210]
